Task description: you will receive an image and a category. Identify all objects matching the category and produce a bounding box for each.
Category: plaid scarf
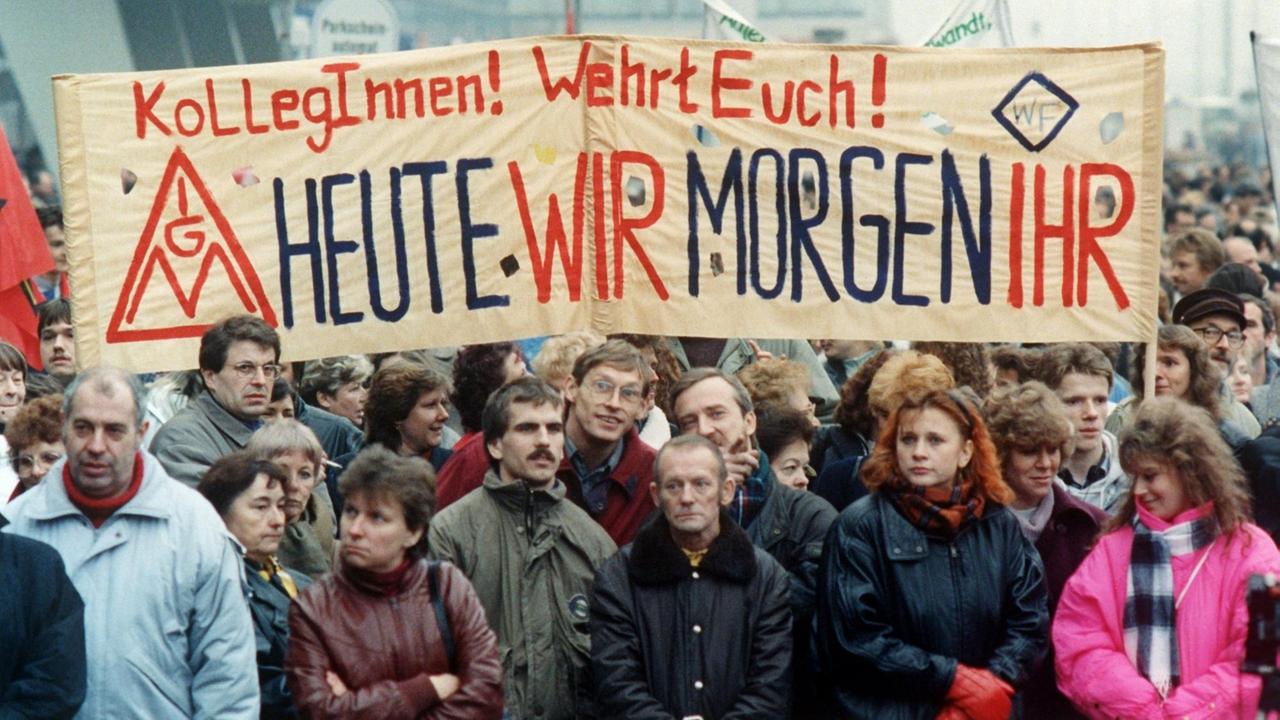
[884,475,985,540]
[730,451,771,530]
[1123,511,1216,698]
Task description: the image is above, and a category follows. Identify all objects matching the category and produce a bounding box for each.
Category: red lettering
[272,89,300,130]
[593,152,608,300]
[620,45,644,106]
[1077,164,1133,309]
[761,81,793,124]
[133,81,170,138]
[322,62,361,129]
[429,77,454,116]
[675,48,698,113]
[712,49,753,119]
[648,66,672,109]
[508,155,586,303]
[533,42,591,101]
[797,81,821,127]
[829,55,854,129]
[174,98,205,136]
[242,80,270,134]
[1033,164,1075,307]
[1008,162,1025,308]
[586,62,613,107]
[610,151,669,300]
[205,79,239,137]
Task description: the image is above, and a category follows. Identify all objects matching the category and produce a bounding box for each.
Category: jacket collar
[627,509,756,585]
[24,451,175,523]
[875,491,998,559]
[196,390,259,444]
[482,468,567,510]
[559,427,644,496]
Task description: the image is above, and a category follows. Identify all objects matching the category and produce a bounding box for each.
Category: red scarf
[884,474,985,540]
[63,453,144,528]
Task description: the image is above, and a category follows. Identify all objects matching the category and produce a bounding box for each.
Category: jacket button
[691,571,700,579]
[694,680,704,690]
[692,624,702,634]
[914,546,923,552]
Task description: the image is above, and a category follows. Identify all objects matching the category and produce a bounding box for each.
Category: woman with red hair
[814,388,1047,719]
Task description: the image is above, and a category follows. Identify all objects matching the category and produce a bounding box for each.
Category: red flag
[0,123,54,366]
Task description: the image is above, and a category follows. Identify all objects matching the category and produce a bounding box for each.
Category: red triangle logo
[106,147,277,343]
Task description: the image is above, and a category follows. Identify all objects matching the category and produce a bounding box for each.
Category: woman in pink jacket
[1054,397,1280,719]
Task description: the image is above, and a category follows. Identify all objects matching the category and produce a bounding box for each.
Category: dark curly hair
[913,341,992,399]
[365,364,451,449]
[451,342,520,434]
[833,349,896,439]
[1132,324,1221,420]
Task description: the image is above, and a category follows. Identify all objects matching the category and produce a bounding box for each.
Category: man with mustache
[1034,343,1131,515]
[151,315,283,486]
[429,376,616,720]
[1,367,257,718]
[1173,288,1262,438]
[558,340,657,546]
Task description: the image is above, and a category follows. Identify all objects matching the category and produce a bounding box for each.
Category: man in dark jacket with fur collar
[589,435,792,719]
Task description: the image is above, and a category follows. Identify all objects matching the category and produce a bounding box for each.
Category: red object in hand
[945,664,1014,720]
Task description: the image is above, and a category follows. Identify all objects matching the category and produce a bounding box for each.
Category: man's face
[673,377,756,455]
[1226,239,1263,278]
[1167,210,1195,235]
[1054,372,1110,456]
[202,340,277,420]
[1169,251,1209,296]
[488,400,564,488]
[65,381,141,498]
[1187,314,1244,374]
[43,224,68,273]
[1243,302,1271,364]
[650,445,735,542]
[565,364,643,445]
[39,320,76,381]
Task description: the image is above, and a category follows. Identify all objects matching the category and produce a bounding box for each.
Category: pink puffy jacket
[1053,504,1280,719]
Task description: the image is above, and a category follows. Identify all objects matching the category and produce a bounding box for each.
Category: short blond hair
[532,330,606,387]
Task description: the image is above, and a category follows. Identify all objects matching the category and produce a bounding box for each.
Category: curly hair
[833,349,897,439]
[867,351,954,417]
[1132,324,1221,419]
[451,342,520,433]
[755,403,817,460]
[364,364,451,449]
[736,360,810,412]
[4,394,63,451]
[912,341,992,398]
[532,331,606,388]
[297,355,373,406]
[989,345,1036,385]
[982,381,1074,467]
[1109,397,1251,535]
[861,389,1013,505]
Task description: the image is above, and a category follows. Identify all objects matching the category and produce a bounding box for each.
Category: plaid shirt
[730,451,771,529]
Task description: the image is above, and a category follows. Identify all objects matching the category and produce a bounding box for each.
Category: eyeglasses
[583,378,645,406]
[1190,325,1245,349]
[231,362,282,380]
[14,450,63,473]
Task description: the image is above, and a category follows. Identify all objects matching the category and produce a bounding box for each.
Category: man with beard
[1173,288,1262,437]
[151,315,283,486]
[429,376,615,720]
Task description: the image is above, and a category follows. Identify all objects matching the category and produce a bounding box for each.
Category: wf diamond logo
[992,71,1079,152]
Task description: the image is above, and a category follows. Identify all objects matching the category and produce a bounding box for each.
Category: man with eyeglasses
[559,340,657,545]
[152,315,284,486]
[1173,288,1262,438]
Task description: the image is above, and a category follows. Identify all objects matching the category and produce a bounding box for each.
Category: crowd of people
[4,159,1280,720]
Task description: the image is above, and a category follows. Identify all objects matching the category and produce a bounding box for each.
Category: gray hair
[297,355,374,405]
[670,367,754,415]
[63,367,147,428]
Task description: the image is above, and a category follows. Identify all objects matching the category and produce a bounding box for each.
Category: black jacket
[0,530,86,719]
[590,511,792,719]
[1241,428,1280,543]
[814,493,1048,720]
[245,559,312,720]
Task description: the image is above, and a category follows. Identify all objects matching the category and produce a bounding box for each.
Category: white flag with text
[702,0,767,43]
[922,0,1013,48]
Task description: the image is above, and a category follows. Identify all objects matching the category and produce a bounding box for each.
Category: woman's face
[340,490,423,573]
[1130,456,1191,521]
[1230,356,1254,404]
[771,439,811,491]
[399,388,450,455]
[1153,347,1191,399]
[1004,444,1060,510]
[895,406,974,490]
[0,367,25,424]
[319,379,368,427]
[271,450,321,524]
[223,473,287,563]
[14,439,64,488]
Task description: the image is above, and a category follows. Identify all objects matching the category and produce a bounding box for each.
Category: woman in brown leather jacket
[286,446,504,719]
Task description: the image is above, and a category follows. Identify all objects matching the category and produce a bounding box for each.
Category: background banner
[54,35,1163,372]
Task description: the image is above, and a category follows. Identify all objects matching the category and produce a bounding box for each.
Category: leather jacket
[286,558,504,719]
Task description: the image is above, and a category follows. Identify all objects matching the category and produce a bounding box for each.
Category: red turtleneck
[63,453,144,528]
[346,556,415,597]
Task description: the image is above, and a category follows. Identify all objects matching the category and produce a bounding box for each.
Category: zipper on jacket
[524,482,534,542]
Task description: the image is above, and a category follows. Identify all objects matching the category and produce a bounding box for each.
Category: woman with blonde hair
[249,419,338,578]
[815,379,1046,719]
[984,381,1105,718]
[1055,397,1280,718]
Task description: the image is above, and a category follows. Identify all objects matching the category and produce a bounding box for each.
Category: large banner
[55,35,1163,372]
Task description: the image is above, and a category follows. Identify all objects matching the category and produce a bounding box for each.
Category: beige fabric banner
[54,35,1163,372]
